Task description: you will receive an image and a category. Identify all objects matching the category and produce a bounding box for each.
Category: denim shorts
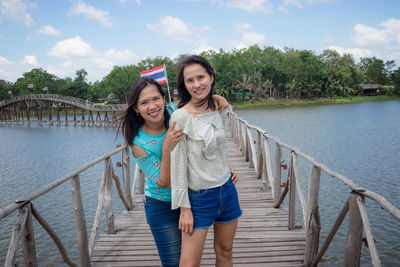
[188,177,242,230]
[144,196,181,267]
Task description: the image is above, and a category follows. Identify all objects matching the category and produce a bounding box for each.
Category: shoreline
[232,95,400,109]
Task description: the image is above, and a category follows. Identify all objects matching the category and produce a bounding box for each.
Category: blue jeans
[188,177,242,230]
[144,196,181,267]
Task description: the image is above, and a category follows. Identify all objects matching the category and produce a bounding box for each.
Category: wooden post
[104,158,115,234]
[255,131,263,179]
[233,117,238,143]
[21,203,38,267]
[262,138,274,192]
[48,100,52,125]
[311,198,349,267]
[292,153,307,228]
[123,146,133,209]
[31,205,77,266]
[64,103,68,126]
[71,175,91,266]
[246,128,255,168]
[243,123,249,161]
[304,165,321,266]
[238,120,244,153]
[344,191,363,267]
[356,194,382,267]
[5,205,29,266]
[273,143,282,207]
[288,153,296,230]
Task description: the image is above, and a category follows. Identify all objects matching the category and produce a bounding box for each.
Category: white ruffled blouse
[170,108,231,209]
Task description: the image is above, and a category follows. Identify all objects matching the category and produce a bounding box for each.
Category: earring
[136,112,140,116]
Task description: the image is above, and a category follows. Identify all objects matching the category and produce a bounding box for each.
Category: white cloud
[44,37,139,81]
[235,22,252,32]
[328,46,374,61]
[147,16,209,45]
[227,0,272,14]
[323,19,400,65]
[0,35,140,82]
[70,2,113,28]
[37,25,61,36]
[0,0,34,26]
[23,55,39,65]
[351,18,400,49]
[194,44,218,55]
[48,36,97,59]
[0,55,40,82]
[230,31,267,50]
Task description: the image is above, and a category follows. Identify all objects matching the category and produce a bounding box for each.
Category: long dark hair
[118,77,170,146]
[176,55,216,110]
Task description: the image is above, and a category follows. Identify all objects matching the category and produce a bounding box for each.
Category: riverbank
[232,95,400,109]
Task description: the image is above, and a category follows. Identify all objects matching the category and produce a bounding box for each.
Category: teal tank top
[132,103,177,201]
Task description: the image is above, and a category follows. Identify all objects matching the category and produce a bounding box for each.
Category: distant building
[360,83,380,96]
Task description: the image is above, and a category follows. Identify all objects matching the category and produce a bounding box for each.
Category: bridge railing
[0,144,137,267]
[0,94,126,112]
[226,107,400,267]
[0,94,127,127]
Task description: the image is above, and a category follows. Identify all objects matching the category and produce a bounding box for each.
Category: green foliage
[3,46,398,103]
[12,68,58,95]
[391,67,400,95]
[0,79,13,100]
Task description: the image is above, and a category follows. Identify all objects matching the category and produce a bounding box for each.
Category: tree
[391,67,400,95]
[12,68,58,95]
[0,79,13,100]
[359,57,390,84]
[59,69,90,99]
[99,65,140,103]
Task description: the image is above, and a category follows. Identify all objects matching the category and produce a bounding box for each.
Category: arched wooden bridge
[0,94,127,126]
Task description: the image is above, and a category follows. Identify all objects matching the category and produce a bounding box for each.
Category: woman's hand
[212,95,229,111]
[162,121,183,153]
[231,171,239,184]
[179,207,194,234]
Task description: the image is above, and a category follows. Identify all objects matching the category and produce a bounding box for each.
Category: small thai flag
[173,89,178,95]
[140,65,167,85]
[27,83,33,88]
[43,86,48,91]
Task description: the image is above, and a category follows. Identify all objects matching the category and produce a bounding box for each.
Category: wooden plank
[91,136,306,266]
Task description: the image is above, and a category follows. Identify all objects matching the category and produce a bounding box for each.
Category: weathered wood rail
[0,145,133,266]
[0,94,127,127]
[1,107,399,266]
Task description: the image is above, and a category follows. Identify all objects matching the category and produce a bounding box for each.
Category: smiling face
[134,84,166,124]
[183,63,214,104]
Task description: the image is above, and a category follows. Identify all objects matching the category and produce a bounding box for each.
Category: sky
[1,0,400,83]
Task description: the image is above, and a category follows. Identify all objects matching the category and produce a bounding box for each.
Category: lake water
[1,101,399,266]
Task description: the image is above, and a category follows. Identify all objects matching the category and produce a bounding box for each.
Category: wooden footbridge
[1,108,399,266]
[0,94,126,126]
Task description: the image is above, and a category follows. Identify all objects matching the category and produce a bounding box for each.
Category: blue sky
[1,0,399,83]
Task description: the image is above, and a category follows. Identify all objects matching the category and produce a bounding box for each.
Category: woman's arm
[212,95,229,110]
[157,121,183,188]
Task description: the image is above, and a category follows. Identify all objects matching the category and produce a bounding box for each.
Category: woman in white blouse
[170,55,242,267]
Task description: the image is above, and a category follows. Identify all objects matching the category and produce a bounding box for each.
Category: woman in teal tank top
[119,77,229,267]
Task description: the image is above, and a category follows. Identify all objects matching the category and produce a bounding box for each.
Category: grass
[232,95,400,109]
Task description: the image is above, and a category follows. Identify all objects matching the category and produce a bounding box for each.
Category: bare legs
[214,220,238,267]
[179,220,238,267]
